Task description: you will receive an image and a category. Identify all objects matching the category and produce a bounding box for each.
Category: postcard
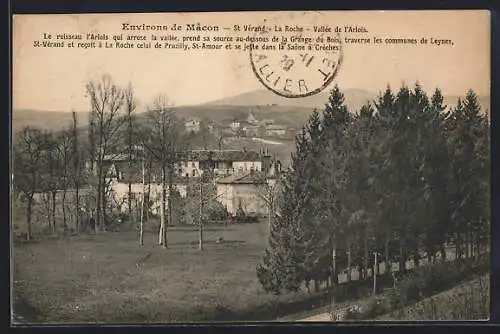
[11,10,491,323]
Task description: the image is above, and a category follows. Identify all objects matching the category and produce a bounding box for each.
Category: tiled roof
[216,172,267,185]
[99,149,263,163]
[187,150,261,162]
[108,162,188,184]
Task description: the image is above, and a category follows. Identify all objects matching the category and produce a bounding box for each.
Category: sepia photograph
[11,10,491,323]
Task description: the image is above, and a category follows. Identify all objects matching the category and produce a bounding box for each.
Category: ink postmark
[249,15,343,98]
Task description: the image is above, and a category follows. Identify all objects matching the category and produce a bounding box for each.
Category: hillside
[377,274,490,320]
[205,88,377,112]
[174,104,313,125]
[12,109,89,135]
[205,88,491,115]
[12,90,490,136]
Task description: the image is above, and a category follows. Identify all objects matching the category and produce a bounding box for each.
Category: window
[191,162,196,168]
[192,169,196,177]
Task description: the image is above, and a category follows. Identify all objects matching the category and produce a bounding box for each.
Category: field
[12,222,318,323]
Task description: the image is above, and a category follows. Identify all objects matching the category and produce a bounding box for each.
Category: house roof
[216,172,267,185]
[98,149,262,164]
[187,150,261,162]
[108,162,189,184]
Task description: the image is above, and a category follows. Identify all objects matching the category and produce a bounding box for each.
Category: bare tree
[216,126,225,150]
[71,111,81,233]
[13,127,46,240]
[187,175,226,251]
[139,94,184,248]
[39,130,60,234]
[124,83,138,225]
[139,145,146,246]
[55,128,73,232]
[86,74,126,232]
[254,173,281,235]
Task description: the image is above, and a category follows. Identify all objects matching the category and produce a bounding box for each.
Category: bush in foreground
[343,255,489,320]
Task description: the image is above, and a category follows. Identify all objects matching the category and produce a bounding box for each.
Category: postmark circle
[249,17,343,98]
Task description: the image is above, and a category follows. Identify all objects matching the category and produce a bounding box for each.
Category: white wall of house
[230,122,241,131]
[216,183,266,216]
[265,129,287,136]
[176,160,202,178]
[185,120,201,133]
[108,179,187,214]
[232,161,263,173]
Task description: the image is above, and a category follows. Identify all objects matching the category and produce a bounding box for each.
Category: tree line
[12,75,195,245]
[257,84,490,294]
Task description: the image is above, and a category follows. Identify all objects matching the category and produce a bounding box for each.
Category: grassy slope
[12,223,313,323]
[377,274,490,321]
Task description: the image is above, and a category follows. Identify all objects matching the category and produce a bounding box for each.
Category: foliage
[354,256,489,319]
[257,84,490,299]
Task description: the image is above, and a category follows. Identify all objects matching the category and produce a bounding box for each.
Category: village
[12,70,490,323]
[184,109,296,139]
[21,107,293,236]
[99,146,283,222]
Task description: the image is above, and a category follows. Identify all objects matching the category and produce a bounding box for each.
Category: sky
[12,10,490,112]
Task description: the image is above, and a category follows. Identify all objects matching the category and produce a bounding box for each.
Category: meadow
[12,222,322,323]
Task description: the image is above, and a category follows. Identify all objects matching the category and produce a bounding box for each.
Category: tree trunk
[346,236,352,283]
[96,170,102,233]
[464,231,470,258]
[267,205,272,236]
[128,180,132,222]
[199,181,204,251]
[413,249,420,269]
[62,189,67,232]
[75,187,80,234]
[363,234,369,280]
[128,146,133,224]
[101,180,107,232]
[456,232,462,260]
[399,236,405,273]
[331,243,338,286]
[72,111,80,234]
[159,165,167,248]
[439,243,446,262]
[26,195,33,240]
[139,156,145,246]
[470,231,474,259]
[146,161,151,226]
[51,191,57,234]
[168,165,173,228]
[385,231,390,274]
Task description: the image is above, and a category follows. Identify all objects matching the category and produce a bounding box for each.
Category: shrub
[355,255,490,320]
[206,201,229,221]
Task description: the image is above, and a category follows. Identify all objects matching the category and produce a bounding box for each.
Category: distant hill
[206,88,490,114]
[12,89,490,135]
[12,109,89,135]
[205,88,378,112]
